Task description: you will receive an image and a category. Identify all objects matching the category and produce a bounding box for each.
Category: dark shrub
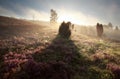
[96,23,104,37]
[59,21,72,38]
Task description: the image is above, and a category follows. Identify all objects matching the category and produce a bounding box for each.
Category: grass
[0,19,120,79]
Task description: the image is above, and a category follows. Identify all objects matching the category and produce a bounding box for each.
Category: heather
[0,16,120,79]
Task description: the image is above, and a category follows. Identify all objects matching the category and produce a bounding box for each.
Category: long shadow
[31,34,91,79]
[34,35,81,62]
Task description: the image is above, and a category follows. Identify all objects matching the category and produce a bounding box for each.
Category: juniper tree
[50,9,58,24]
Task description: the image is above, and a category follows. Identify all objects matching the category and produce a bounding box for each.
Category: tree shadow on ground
[30,35,91,79]
[31,34,114,79]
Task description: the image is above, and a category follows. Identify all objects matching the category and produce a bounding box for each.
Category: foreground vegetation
[0,16,120,79]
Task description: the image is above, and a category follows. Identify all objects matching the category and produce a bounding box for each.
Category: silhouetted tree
[115,26,119,31]
[50,9,58,24]
[108,22,113,28]
[96,23,104,37]
[59,21,72,38]
[71,24,74,30]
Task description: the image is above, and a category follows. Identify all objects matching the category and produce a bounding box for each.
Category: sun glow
[16,7,100,25]
[57,9,100,25]
[58,14,80,25]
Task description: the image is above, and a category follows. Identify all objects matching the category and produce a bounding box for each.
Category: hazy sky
[0,0,120,25]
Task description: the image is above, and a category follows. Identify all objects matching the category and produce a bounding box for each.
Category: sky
[0,0,120,26]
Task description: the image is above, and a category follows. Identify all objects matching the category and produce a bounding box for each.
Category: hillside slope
[0,16,120,79]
